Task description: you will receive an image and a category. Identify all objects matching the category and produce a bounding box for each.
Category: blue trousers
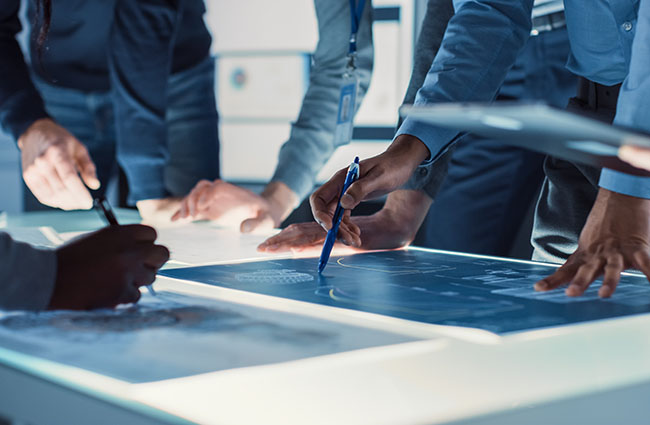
[25,57,220,210]
[416,28,577,257]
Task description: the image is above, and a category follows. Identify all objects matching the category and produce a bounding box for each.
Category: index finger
[50,149,93,209]
[310,168,348,230]
[116,224,158,243]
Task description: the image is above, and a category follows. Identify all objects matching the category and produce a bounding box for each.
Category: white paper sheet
[2,226,63,248]
[60,223,287,266]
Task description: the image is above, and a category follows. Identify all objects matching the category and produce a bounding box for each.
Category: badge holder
[333,54,360,146]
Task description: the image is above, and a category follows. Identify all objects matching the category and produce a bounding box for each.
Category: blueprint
[161,249,650,334]
[0,291,415,383]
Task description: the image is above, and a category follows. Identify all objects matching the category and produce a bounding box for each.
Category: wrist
[18,118,56,150]
[387,134,430,167]
[262,181,299,225]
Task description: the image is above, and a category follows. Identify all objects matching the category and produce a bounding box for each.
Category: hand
[259,190,432,253]
[19,118,100,210]
[172,180,298,233]
[137,197,182,223]
[535,188,650,298]
[618,145,650,171]
[310,135,429,230]
[48,224,170,310]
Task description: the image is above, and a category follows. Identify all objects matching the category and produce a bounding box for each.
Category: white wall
[207,0,415,184]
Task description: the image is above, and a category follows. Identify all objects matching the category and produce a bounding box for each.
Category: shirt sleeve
[395,0,534,163]
[400,0,455,197]
[0,0,50,141]
[600,0,650,198]
[0,232,57,311]
[270,0,374,202]
[109,0,182,203]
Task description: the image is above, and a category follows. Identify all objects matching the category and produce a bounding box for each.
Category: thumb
[240,214,274,233]
[75,144,100,190]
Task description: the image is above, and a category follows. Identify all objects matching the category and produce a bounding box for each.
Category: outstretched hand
[172,180,297,233]
[310,135,430,231]
[535,188,650,297]
[259,190,432,253]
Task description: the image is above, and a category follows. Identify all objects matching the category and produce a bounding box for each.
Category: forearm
[0,233,57,311]
[0,0,50,141]
[396,0,533,162]
[271,0,374,201]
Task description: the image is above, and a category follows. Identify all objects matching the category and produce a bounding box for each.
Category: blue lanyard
[348,0,367,55]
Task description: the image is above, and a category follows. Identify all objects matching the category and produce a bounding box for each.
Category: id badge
[333,71,359,146]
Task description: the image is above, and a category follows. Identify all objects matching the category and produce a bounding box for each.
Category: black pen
[93,196,157,296]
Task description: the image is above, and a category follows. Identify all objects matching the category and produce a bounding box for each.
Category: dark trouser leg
[418,27,576,256]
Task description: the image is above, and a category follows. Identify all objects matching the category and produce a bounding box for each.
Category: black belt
[577,77,621,112]
[531,11,566,36]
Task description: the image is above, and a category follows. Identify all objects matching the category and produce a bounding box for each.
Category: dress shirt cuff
[1,91,50,142]
[124,162,168,204]
[271,162,315,203]
[395,116,460,164]
[598,168,650,199]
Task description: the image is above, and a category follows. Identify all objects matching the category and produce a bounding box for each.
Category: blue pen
[93,197,156,296]
[318,157,360,273]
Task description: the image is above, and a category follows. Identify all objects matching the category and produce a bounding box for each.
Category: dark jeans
[25,56,220,210]
[531,82,620,263]
[418,27,577,257]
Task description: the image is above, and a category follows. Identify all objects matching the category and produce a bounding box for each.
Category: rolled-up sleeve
[600,0,650,198]
[396,0,534,162]
[270,0,374,202]
[0,233,57,311]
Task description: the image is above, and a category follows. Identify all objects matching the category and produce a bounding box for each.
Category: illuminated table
[0,211,650,425]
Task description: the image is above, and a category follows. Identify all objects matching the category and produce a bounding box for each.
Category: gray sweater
[0,233,57,311]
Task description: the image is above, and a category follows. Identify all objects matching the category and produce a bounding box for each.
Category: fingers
[340,162,390,209]
[174,180,212,220]
[142,244,170,269]
[599,254,624,298]
[258,222,326,252]
[74,143,100,190]
[241,213,274,233]
[565,258,604,296]
[114,224,158,243]
[534,261,579,292]
[310,168,348,230]
[337,216,361,247]
[49,147,93,210]
[115,283,142,306]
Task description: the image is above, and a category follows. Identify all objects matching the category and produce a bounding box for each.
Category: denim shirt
[397,0,650,199]
[270,0,374,202]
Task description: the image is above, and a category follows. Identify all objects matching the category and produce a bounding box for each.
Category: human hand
[618,145,650,171]
[534,188,650,298]
[259,190,432,253]
[310,135,429,231]
[137,197,182,223]
[172,180,298,233]
[18,118,100,210]
[48,224,169,310]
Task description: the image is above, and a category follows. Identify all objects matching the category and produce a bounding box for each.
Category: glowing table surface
[0,210,650,425]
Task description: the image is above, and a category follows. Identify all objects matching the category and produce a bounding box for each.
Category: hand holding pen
[318,157,360,273]
[94,197,158,296]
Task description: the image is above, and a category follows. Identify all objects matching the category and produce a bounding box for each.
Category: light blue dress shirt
[270,0,374,201]
[397,0,650,199]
